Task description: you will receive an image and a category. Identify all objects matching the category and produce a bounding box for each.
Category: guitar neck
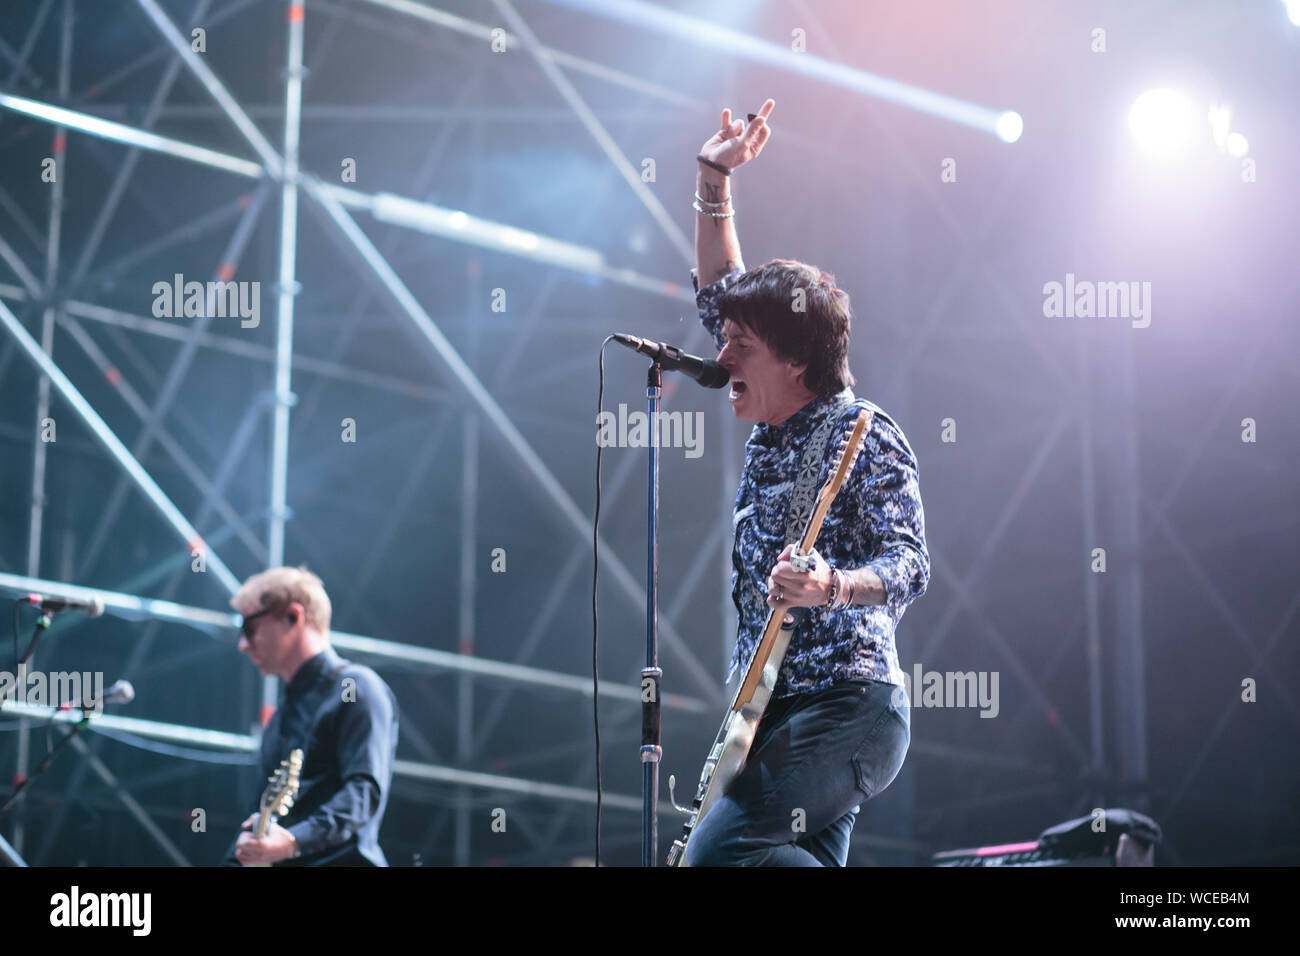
[730,409,874,710]
[729,511,826,710]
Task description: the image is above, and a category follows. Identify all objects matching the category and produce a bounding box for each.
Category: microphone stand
[641,359,663,867]
[609,334,725,864]
[17,611,52,667]
[2,603,105,827]
[0,713,91,817]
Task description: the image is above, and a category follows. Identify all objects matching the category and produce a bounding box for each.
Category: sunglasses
[239,606,278,640]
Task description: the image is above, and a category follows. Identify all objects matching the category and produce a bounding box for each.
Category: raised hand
[699,98,774,174]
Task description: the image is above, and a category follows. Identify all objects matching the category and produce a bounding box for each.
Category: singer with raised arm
[682,99,930,866]
[222,567,398,867]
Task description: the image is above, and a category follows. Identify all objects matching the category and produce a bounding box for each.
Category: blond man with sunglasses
[223,567,398,867]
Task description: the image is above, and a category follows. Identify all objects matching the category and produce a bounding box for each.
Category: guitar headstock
[259,748,304,818]
[821,408,873,500]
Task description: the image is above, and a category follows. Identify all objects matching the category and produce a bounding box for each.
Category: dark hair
[716,258,854,396]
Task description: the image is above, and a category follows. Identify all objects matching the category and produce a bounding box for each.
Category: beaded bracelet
[823,570,839,608]
[694,190,731,208]
[823,569,855,609]
[692,200,735,218]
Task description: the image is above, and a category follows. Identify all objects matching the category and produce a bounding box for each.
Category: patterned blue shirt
[694,268,930,697]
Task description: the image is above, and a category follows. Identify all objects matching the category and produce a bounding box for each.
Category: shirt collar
[286,645,341,697]
[751,387,855,446]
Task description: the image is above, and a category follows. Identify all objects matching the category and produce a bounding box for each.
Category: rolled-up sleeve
[285,672,395,857]
[857,413,930,617]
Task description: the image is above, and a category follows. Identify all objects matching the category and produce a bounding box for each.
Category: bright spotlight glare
[1286,0,1300,27]
[995,111,1023,143]
[1128,89,1198,159]
[1225,132,1249,157]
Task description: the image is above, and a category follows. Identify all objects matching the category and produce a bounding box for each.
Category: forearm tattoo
[700,180,730,234]
[698,180,740,280]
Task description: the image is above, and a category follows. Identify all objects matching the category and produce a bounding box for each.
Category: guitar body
[666,618,795,866]
[667,408,873,867]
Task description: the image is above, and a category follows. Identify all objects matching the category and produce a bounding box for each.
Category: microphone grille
[701,361,731,389]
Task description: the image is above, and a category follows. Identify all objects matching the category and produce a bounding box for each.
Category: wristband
[696,154,731,177]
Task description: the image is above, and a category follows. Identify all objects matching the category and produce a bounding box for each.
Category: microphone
[101,680,135,706]
[24,593,105,618]
[82,680,134,712]
[612,333,730,389]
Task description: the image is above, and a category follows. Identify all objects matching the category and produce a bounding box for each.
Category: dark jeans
[684,679,909,867]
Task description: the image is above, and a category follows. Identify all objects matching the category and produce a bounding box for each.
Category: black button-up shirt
[224,646,398,866]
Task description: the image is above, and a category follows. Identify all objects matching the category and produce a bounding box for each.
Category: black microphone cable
[592,335,616,867]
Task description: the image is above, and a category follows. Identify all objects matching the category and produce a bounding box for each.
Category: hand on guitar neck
[765,545,832,609]
[234,748,302,866]
[234,813,299,866]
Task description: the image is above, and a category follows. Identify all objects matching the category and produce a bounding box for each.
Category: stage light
[371,192,601,272]
[995,111,1024,144]
[1128,89,1198,160]
[1285,0,1300,27]
[1208,103,1232,151]
[1225,132,1249,157]
[496,226,541,251]
[538,0,1020,142]
[0,91,264,178]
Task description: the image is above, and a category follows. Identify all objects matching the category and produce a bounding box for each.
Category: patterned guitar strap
[783,400,856,547]
[772,399,858,637]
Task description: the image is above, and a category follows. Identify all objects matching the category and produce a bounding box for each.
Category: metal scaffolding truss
[0,0,733,866]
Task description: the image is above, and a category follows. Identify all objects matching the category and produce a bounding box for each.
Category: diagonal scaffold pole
[0,298,242,596]
[73,184,274,577]
[129,0,722,700]
[304,184,719,700]
[487,0,693,265]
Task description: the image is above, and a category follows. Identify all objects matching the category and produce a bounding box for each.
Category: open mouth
[729,380,747,401]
